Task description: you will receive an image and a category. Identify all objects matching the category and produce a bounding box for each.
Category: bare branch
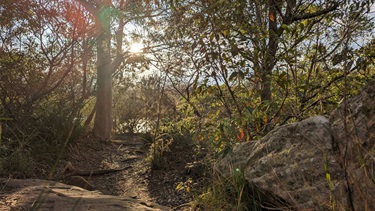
[292,2,339,22]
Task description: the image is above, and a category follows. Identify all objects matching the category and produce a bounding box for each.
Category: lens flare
[130,43,143,53]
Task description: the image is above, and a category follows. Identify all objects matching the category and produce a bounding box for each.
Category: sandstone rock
[216,116,343,210]
[215,81,375,210]
[0,178,168,211]
[330,80,375,210]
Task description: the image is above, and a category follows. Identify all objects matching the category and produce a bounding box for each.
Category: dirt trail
[66,133,206,209]
[0,178,167,211]
[67,134,155,201]
[0,133,206,210]
[0,134,169,210]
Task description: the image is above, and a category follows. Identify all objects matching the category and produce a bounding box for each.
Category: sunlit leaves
[275,72,290,90]
[162,0,375,154]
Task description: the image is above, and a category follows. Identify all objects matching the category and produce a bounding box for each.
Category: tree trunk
[261,0,279,103]
[93,4,112,140]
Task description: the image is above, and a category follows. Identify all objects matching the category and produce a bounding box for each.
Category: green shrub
[193,168,262,211]
[0,102,86,178]
[0,125,37,177]
[147,133,173,170]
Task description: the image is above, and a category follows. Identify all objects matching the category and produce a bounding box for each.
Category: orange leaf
[269,14,275,22]
[237,128,245,141]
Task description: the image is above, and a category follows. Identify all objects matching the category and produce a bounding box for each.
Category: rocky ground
[0,133,209,210]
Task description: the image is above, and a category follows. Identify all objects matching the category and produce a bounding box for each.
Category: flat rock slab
[0,178,168,211]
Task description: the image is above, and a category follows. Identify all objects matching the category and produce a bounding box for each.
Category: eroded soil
[1,133,209,210]
[0,178,167,211]
[61,133,209,209]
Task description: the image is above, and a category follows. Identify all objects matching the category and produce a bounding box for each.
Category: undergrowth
[147,133,173,170]
[0,107,85,178]
[192,168,262,211]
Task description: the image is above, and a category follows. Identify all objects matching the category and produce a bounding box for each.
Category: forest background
[0,0,375,208]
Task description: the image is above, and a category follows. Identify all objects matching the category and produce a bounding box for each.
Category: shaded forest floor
[64,133,209,210]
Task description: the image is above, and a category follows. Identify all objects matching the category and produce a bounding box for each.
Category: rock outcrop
[215,81,375,210]
[0,178,168,211]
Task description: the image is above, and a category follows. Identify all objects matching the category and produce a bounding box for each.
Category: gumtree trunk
[93,3,112,140]
[261,0,279,103]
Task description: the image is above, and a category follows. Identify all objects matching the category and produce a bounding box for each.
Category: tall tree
[146,0,374,145]
[92,1,113,140]
[164,0,373,127]
[78,0,113,139]
[77,0,166,139]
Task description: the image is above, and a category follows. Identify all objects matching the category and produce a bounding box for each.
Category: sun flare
[130,42,144,53]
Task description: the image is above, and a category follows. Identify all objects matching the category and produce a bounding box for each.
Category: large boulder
[330,80,375,210]
[215,81,375,210]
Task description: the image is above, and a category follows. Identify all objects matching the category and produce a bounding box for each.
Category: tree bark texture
[261,0,280,103]
[93,3,112,140]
